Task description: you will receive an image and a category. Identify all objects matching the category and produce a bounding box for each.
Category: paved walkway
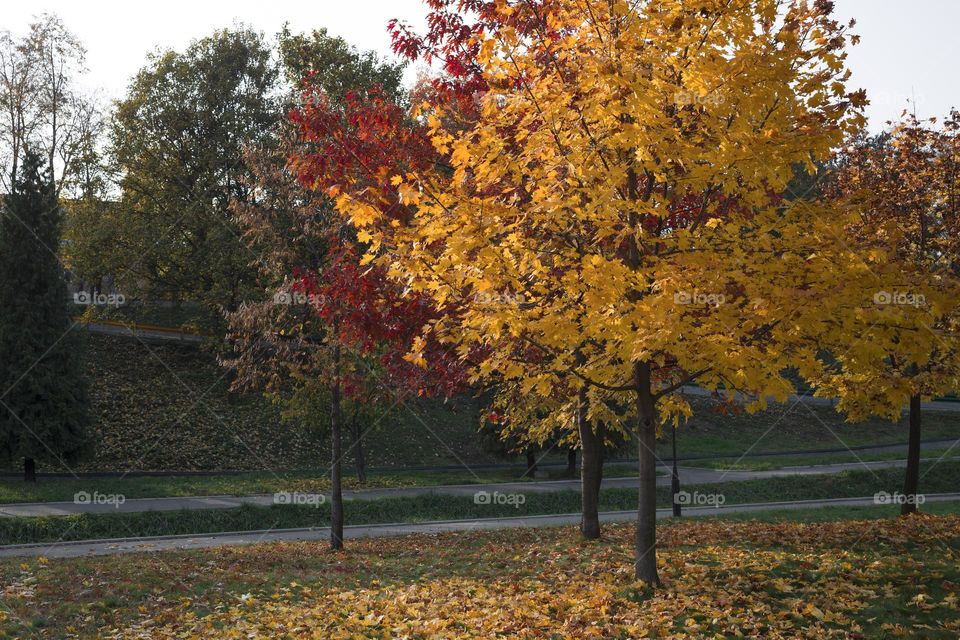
[680,385,960,412]
[3,456,956,518]
[82,321,204,344]
[3,493,958,559]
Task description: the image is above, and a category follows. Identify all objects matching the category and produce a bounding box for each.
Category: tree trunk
[24,457,36,482]
[671,423,681,518]
[901,394,922,515]
[524,451,538,477]
[566,448,577,478]
[579,404,603,539]
[329,342,344,550]
[634,361,661,585]
[352,408,366,484]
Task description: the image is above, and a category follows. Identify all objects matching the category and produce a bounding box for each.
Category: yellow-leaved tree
[330,0,868,584]
[808,112,960,513]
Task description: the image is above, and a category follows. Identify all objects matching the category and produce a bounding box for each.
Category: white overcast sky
[2,0,957,130]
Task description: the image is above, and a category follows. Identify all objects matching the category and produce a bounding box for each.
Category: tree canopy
[294,0,872,583]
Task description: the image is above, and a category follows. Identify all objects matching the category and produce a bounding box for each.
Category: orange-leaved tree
[321,0,868,584]
[810,111,960,513]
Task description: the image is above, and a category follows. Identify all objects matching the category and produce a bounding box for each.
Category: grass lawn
[2,461,956,545]
[0,507,957,638]
[684,447,960,471]
[0,466,668,505]
[659,399,960,460]
[698,499,960,523]
[0,468,559,504]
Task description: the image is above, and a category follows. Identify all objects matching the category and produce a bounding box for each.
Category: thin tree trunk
[579,399,603,539]
[48,40,58,195]
[634,361,660,585]
[671,423,681,518]
[524,451,538,478]
[566,448,577,478]
[901,394,922,515]
[329,341,344,550]
[352,407,366,484]
[24,457,36,482]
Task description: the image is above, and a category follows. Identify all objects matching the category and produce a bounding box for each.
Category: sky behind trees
[2,0,957,130]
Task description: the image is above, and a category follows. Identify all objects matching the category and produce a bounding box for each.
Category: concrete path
[777,438,960,458]
[81,321,204,344]
[3,456,957,518]
[680,385,960,412]
[3,493,958,559]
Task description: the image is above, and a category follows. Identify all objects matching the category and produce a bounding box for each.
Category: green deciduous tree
[106,28,278,324]
[278,25,404,105]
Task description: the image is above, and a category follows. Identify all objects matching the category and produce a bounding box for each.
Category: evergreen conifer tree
[0,150,91,481]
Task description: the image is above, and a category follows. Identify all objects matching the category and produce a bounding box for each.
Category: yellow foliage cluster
[337,0,878,440]
[313,0,958,584]
[804,112,960,421]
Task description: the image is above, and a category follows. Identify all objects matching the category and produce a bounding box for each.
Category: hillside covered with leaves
[5,333,491,473]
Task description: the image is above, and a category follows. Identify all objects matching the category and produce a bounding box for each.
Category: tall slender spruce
[0,150,90,480]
